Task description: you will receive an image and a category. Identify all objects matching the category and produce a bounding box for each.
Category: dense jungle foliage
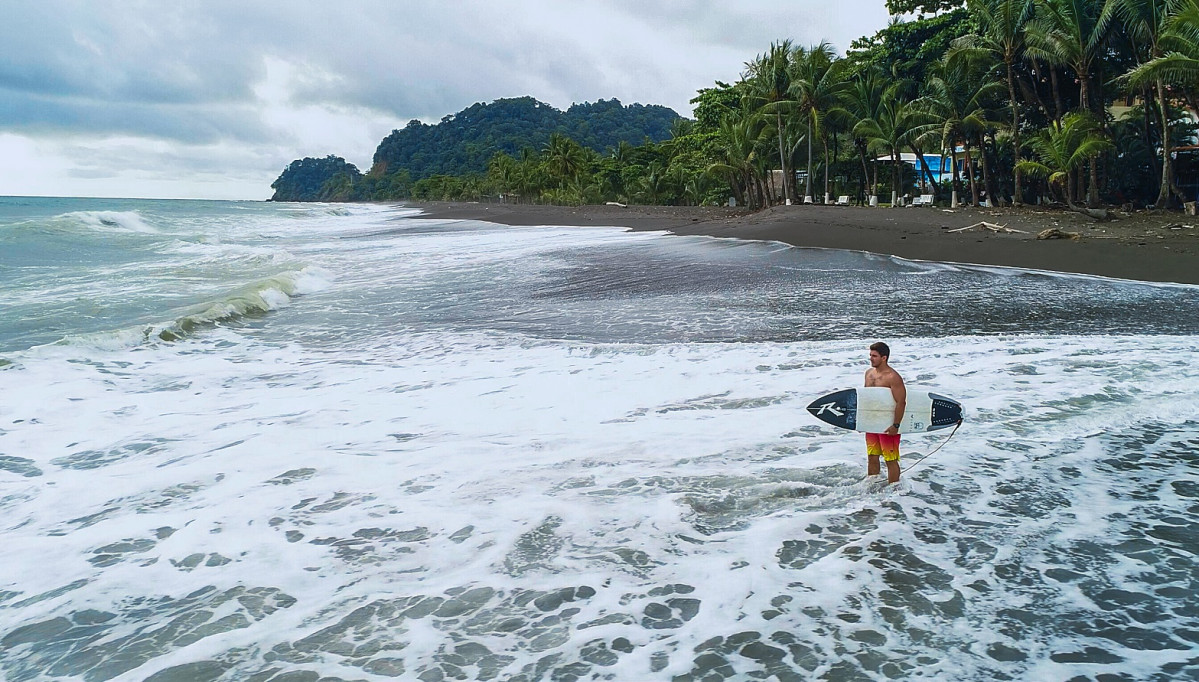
[272,0,1199,210]
[270,156,363,202]
[270,98,680,202]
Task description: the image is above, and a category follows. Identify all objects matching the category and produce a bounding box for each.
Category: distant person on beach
[865,342,906,483]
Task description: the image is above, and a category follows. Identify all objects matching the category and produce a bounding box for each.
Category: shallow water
[1,197,1197,681]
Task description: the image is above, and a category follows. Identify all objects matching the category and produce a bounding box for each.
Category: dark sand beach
[411,202,1199,285]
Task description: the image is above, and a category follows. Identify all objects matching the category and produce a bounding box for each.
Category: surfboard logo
[812,402,844,417]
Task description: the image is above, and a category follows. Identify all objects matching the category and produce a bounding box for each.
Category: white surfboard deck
[807,387,962,434]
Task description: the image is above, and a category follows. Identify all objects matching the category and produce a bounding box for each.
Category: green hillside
[269,97,681,201]
[370,97,680,179]
[272,0,1199,211]
[270,156,362,202]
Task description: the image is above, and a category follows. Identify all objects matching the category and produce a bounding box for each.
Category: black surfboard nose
[807,388,857,430]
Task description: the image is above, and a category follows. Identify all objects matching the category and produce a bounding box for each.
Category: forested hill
[370,97,681,179]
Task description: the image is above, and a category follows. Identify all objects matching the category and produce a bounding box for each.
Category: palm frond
[1123,52,1199,88]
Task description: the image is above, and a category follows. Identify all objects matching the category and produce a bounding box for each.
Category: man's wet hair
[870,342,890,358]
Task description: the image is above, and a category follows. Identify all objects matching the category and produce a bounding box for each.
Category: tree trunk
[831,127,841,201]
[1007,57,1024,206]
[950,147,961,208]
[1051,67,1064,124]
[872,156,879,200]
[979,133,996,207]
[1156,78,1174,208]
[911,141,940,198]
[823,136,831,203]
[1088,160,1100,209]
[789,140,802,202]
[858,142,870,205]
[805,122,814,202]
[1025,61,1053,122]
[1075,71,1099,209]
[940,152,948,199]
[776,113,791,205]
[912,143,940,201]
[1143,85,1162,185]
[965,145,979,206]
[891,149,900,206]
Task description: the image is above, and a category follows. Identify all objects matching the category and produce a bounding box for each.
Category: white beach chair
[836,195,850,206]
[917,194,934,206]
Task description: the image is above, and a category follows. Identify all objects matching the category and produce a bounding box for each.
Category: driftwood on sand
[1036,227,1081,240]
[1069,206,1109,221]
[947,221,1028,234]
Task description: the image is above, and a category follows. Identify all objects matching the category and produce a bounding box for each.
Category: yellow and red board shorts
[866,433,901,462]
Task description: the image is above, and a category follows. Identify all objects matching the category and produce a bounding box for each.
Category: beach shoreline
[407,201,1199,286]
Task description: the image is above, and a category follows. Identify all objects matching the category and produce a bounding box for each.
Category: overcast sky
[0,1,890,200]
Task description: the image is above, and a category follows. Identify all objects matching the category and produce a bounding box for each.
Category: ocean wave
[36,266,334,350]
[59,210,160,234]
[153,266,333,342]
[0,210,160,243]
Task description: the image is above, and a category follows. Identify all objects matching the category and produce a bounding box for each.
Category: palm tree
[1025,0,1110,207]
[744,41,799,205]
[1016,112,1114,207]
[487,154,519,201]
[543,133,587,190]
[611,140,635,165]
[684,175,709,206]
[914,57,1005,207]
[1106,0,1190,207]
[516,147,546,203]
[1128,0,1199,87]
[952,0,1036,205]
[790,42,852,204]
[709,113,768,208]
[845,67,889,203]
[855,91,922,207]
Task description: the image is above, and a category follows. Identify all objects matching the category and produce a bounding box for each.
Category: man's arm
[888,375,907,434]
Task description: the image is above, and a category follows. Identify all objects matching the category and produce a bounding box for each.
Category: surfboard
[807,387,962,434]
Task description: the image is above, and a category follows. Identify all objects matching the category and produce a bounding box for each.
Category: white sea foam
[63,210,160,234]
[2,330,1197,680]
[1,200,1197,681]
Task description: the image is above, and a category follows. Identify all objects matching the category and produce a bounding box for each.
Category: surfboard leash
[901,419,962,475]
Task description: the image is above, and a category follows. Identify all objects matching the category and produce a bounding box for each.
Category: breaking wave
[61,210,159,234]
[40,267,334,350]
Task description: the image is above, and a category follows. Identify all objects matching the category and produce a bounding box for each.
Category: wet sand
[408,202,1199,285]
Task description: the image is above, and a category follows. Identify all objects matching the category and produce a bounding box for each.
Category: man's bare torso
[865,366,902,388]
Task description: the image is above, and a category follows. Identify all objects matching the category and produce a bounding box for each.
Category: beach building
[875,153,960,192]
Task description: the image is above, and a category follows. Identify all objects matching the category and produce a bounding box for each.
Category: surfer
[865,342,906,483]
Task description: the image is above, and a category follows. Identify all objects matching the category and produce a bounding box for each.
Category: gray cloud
[0,90,277,144]
[0,0,889,198]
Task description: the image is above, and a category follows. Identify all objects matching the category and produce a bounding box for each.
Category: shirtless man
[865,342,906,483]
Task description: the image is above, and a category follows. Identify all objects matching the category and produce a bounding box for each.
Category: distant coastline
[409,201,1199,286]
[272,3,1199,221]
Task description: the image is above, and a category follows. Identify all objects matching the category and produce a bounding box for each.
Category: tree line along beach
[271,0,1199,286]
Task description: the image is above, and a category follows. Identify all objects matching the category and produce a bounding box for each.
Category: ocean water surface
[1,197,1198,681]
